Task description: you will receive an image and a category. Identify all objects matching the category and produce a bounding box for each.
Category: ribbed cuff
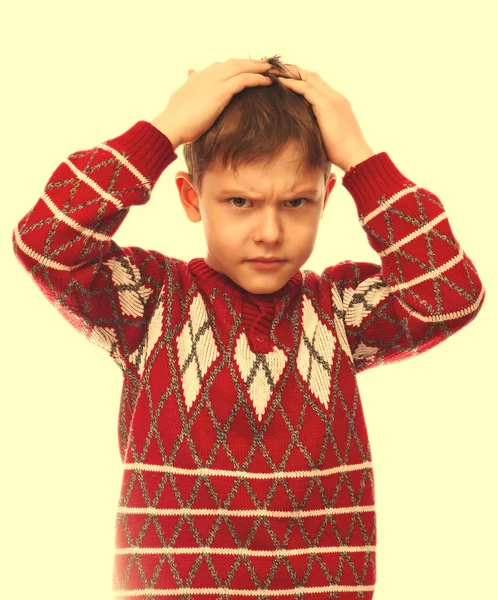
[342,152,414,214]
[105,120,178,182]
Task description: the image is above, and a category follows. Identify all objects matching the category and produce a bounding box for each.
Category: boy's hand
[151,58,273,149]
[272,64,375,171]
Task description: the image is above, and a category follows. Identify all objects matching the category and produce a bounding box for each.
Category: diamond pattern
[130,296,164,376]
[296,295,336,410]
[176,293,220,411]
[234,331,288,421]
[104,255,154,317]
[343,275,390,327]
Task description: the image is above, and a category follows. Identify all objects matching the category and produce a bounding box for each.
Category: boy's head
[174,54,337,296]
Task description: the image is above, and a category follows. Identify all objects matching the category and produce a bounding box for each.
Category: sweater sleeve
[323,152,486,375]
[12,120,178,375]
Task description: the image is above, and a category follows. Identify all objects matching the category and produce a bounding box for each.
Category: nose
[254,210,284,243]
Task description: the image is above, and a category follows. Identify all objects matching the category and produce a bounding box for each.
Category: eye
[227,198,249,209]
[227,197,310,209]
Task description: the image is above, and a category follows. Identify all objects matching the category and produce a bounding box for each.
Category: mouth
[246,259,287,270]
[247,259,286,263]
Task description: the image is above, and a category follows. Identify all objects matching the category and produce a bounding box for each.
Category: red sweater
[12,121,485,599]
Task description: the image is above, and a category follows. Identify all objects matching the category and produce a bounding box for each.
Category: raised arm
[12,121,178,375]
[325,152,486,374]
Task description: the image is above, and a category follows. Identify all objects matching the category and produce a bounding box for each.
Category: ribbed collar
[188,257,302,308]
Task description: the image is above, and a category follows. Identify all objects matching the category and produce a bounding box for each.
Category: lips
[248,259,285,263]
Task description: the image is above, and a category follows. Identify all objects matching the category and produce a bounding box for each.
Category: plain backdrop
[1,1,497,599]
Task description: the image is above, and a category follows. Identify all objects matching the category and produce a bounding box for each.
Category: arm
[12,121,178,375]
[325,152,486,374]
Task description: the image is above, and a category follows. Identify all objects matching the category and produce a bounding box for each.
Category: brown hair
[182,54,334,195]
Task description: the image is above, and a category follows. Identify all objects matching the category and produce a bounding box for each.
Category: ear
[322,174,337,211]
[175,171,202,223]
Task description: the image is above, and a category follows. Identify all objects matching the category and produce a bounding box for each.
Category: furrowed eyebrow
[217,189,319,198]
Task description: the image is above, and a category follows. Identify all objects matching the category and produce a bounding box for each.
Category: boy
[12,56,485,599]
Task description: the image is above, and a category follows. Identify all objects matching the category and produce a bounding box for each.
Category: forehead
[205,147,323,197]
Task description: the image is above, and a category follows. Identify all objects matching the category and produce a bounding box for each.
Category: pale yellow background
[1,1,496,598]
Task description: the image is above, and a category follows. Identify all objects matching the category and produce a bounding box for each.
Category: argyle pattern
[12,120,485,599]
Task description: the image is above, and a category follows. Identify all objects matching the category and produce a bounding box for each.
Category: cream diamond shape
[296,295,336,409]
[330,283,354,362]
[176,293,220,412]
[234,333,287,421]
[104,256,153,318]
[343,275,390,327]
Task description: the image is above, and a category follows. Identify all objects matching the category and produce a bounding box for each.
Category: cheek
[208,221,241,250]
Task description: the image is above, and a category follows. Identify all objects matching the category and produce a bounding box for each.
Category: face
[175,142,336,295]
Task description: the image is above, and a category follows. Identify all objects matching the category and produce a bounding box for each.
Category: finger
[278,78,300,95]
[220,60,272,83]
[278,77,297,86]
[243,74,274,87]
[279,72,336,97]
[277,77,309,99]
[226,73,273,94]
[252,61,272,69]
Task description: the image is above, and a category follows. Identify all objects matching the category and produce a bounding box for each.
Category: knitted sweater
[12,120,485,600]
